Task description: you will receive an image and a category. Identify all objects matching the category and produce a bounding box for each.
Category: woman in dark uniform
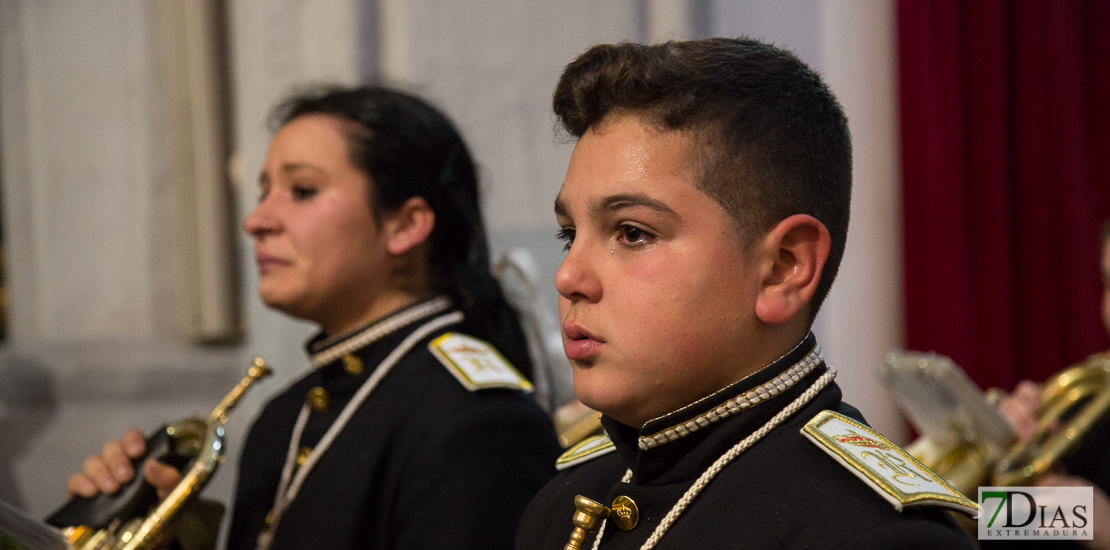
[68,86,561,550]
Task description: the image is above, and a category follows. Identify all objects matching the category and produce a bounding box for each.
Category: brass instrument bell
[885,351,1110,495]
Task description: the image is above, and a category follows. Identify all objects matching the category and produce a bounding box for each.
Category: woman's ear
[753,214,831,325]
[384,197,436,255]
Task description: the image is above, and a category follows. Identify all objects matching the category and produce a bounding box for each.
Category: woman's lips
[255,254,290,273]
[563,323,605,361]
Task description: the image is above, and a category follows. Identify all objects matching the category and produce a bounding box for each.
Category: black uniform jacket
[516,334,977,550]
[226,299,561,550]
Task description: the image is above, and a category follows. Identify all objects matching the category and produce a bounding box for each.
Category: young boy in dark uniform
[516,38,979,550]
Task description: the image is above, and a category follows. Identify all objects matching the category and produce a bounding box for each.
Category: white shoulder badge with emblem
[802,410,979,518]
[555,434,616,471]
[429,333,533,392]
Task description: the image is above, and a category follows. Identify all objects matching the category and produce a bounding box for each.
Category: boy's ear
[385,197,436,255]
[754,214,832,325]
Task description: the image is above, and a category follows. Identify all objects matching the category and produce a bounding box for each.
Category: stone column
[0,0,244,515]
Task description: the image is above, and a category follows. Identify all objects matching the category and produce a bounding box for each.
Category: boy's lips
[562,322,605,361]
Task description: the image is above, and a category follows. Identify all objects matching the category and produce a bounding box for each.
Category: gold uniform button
[295,446,312,467]
[611,495,639,531]
[342,354,364,375]
[307,387,330,412]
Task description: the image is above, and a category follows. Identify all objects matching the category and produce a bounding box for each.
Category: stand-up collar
[306,295,453,367]
[601,333,831,483]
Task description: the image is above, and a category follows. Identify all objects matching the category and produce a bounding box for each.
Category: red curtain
[898,0,1110,391]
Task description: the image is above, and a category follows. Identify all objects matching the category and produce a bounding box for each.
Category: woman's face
[244,114,392,332]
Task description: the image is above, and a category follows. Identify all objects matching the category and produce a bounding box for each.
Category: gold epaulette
[428,333,533,392]
[555,434,616,471]
[802,410,979,518]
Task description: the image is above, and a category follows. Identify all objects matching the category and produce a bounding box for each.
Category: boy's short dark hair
[553,38,852,320]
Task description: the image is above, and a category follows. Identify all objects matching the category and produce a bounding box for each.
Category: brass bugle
[47,358,272,550]
[563,495,609,550]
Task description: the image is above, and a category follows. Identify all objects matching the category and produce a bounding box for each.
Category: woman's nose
[243,199,280,238]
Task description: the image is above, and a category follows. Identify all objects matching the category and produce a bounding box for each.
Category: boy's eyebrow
[554,193,680,220]
[593,193,679,219]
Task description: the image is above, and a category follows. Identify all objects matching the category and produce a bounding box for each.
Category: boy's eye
[620,225,647,244]
[556,227,576,251]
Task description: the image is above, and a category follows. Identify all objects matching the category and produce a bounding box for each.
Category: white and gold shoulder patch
[802,410,978,518]
[555,434,616,471]
[429,333,533,393]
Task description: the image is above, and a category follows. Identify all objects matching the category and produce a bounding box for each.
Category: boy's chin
[574,390,641,428]
[573,385,616,420]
